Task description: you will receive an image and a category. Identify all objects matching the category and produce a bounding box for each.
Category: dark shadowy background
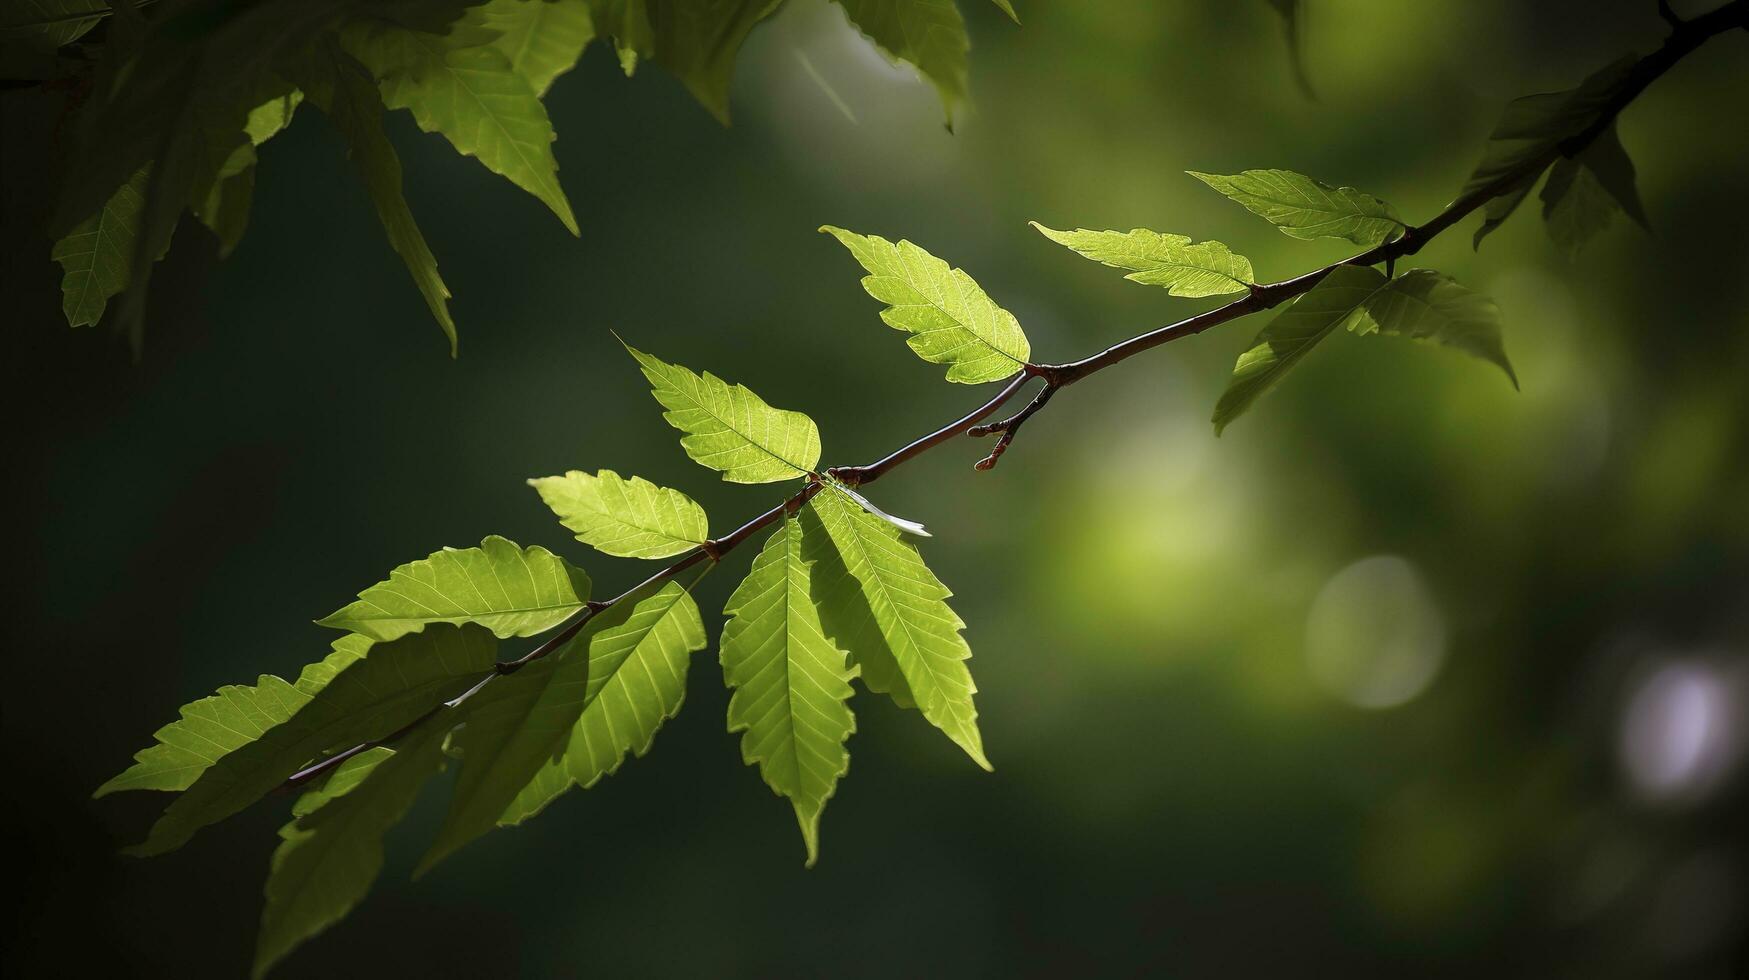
[5,1,1747,976]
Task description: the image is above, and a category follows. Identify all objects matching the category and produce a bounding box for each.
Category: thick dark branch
[278,0,1743,795]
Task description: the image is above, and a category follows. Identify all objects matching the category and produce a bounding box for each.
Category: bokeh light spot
[1305,555,1447,709]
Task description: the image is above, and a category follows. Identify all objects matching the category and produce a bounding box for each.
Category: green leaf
[1341,270,1517,388]
[96,635,370,798]
[988,0,1019,22]
[720,515,857,866]
[820,225,1031,384]
[802,483,989,768]
[1211,264,1387,434]
[342,14,579,235]
[413,576,704,872]
[1189,169,1405,247]
[529,469,708,559]
[624,341,822,483]
[645,0,779,123]
[832,0,969,125]
[288,36,457,351]
[0,0,110,51]
[127,624,497,857]
[254,726,447,979]
[193,88,304,256]
[318,534,592,642]
[500,578,708,823]
[480,0,596,96]
[1030,222,1255,297]
[51,164,154,328]
[1462,56,1637,249]
[1540,123,1647,256]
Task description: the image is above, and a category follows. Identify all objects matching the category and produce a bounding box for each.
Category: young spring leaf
[624,341,822,483]
[1211,264,1387,434]
[254,727,447,979]
[1188,169,1406,247]
[1030,222,1255,298]
[127,624,497,857]
[317,535,591,642]
[832,0,971,125]
[720,515,857,866]
[821,226,1031,384]
[51,165,154,328]
[479,0,596,96]
[1343,270,1517,388]
[803,483,989,768]
[288,36,457,351]
[529,469,709,559]
[500,577,708,823]
[96,635,370,798]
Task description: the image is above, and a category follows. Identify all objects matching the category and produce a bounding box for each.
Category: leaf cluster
[7,0,1018,351]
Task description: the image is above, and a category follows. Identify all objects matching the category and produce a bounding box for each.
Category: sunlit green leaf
[342,14,579,234]
[318,535,591,642]
[480,0,596,96]
[1031,222,1254,297]
[96,635,369,798]
[501,578,708,823]
[1212,264,1387,434]
[127,624,497,857]
[529,469,708,559]
[821,225,1031,383]
[1189,169,1405,247]
[721,515,857,866]
[625,341,822,483]
[803,483,988,767]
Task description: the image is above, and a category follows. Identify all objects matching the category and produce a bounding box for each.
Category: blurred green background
[6,1,1748,976]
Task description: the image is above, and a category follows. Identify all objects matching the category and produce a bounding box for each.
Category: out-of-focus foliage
[8,0,1017,350]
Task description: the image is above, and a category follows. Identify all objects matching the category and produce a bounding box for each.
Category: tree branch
[278,0,1744,793]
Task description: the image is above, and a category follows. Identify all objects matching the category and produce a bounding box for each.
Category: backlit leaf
[1031,222,1254,297]
[342,14,579,234]
[721,515,857,865]
[127,624,497,857]
[625,341,822,483]
[318,535,591,642]
[96,635,369,798]
[822,225,1031,384]
[803,483,988,768]
[1189,169,1405,247]
[500,578,708,823]
[529,469,709,559]
[480,0,596,96]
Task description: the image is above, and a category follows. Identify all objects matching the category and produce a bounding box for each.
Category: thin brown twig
[278,0,1744,794]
